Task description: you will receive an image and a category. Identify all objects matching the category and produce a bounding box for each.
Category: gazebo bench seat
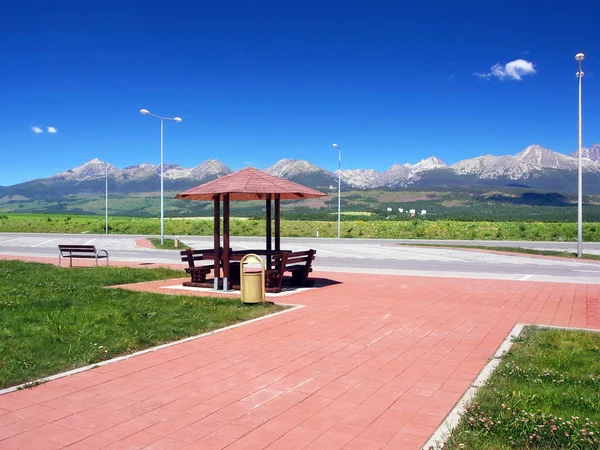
[267,250,316,291]
[181,248,221,283]
[185,266,214,283]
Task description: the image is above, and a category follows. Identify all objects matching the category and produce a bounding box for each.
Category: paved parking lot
[3,233,600,283]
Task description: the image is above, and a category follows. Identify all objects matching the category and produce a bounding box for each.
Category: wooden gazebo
[176,167,326,289]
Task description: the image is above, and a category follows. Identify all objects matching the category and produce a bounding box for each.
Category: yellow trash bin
[240,254,265,304]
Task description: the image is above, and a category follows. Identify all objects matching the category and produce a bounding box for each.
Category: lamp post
[140,109,182,245]
[332,144,341,238]
[105,162,108,234]
[576,53,585,258]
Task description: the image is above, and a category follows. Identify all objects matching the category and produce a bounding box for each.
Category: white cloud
[47,126,57,134]
[30,126,43,134]
[474,59,537,81]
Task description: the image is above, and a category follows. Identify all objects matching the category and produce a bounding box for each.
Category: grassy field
[446,327,600,449]
[0,260,285,389]
[2,212,600,241]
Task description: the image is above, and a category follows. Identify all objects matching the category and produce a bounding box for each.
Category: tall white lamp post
[576,53,585,258]
[105,162,108,234]
[332,144,341,238]
[140,109,182,245]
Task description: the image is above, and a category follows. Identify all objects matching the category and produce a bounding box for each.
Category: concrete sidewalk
[1,258,599,449]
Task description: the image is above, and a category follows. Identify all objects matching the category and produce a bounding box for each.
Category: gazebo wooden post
[266,194,272,252]
[213,194,220,290]
[274,194,281,251]
[223,194,230,291]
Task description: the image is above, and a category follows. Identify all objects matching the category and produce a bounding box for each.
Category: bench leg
[58,253,61,267]
[70,256,73,267]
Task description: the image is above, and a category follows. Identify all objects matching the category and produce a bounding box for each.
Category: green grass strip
[446,327,600,449]
[0,260,285,389]
[148,238,191,250]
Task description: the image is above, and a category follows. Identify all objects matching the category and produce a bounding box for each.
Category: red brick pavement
[1,256,599,449]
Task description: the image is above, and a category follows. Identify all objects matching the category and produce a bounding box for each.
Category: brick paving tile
[64,435,113,450]
[118,430,163,447]
[225,439,269,450]
[1,261,600,449]
[343,436,386,450]
[143,437,189,449]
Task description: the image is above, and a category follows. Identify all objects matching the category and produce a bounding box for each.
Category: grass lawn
[148,237,191,250]
[446,327,600,449]
[0,260,285,389]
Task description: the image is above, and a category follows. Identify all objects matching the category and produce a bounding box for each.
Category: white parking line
[393,250,469,262]
[520,274,533,280]
[0,238,19,244]
[84,238,96,245]
[31,239,59,248]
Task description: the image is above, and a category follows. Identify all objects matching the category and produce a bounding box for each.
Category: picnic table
[181,248,316,292]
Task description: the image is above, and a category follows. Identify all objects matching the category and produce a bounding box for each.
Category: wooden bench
[267,250,316,292]
[180,248,219,283]
[58,245,109,267]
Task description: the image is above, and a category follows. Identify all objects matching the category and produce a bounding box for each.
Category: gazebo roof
[175,167,327,201]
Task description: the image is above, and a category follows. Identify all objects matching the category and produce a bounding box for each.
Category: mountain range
[2,143,600,203]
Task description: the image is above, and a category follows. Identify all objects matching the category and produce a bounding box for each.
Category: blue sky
[1,0,598,186]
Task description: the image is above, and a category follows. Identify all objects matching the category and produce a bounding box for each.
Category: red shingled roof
[175,167,327,201]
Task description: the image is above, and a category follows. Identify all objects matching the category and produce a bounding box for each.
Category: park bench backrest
[283,250,315,267]
[271,250,316,271]
[59,245,97,254]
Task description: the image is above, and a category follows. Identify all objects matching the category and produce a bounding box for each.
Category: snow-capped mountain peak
[190,159,233,179]
[339,169,379,188]
[515,144,579,170]
[30,142,600,192]
[265,159,330,178]
[51,158,110,181]
[570,143,600,163]
[412,156,448,172]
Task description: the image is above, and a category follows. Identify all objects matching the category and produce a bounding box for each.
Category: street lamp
[140,109,183,245]
[332,144,341,238]
[105,162,108,234]
[576,53,585,258]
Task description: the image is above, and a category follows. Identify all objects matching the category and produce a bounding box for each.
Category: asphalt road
[2,233,600,284]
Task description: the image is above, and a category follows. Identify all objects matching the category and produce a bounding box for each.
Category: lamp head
[140,109,150,115]
[332,143,339,148]
[575,53,585,61]
[174,117,183,122]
